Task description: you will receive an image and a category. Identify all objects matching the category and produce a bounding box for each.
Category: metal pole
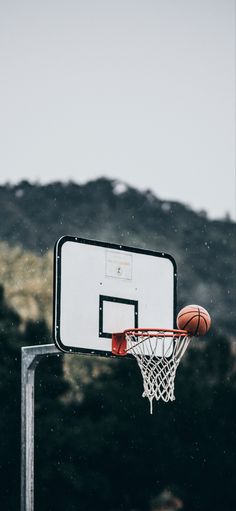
[21,344,61,511]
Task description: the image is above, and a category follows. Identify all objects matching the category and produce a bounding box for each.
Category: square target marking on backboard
[53,236,177,356]
[99,295,138,338]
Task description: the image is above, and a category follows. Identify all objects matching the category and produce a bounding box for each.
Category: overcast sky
[0,0,235,219]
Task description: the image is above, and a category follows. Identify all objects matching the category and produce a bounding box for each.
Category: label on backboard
[105,250,132,280]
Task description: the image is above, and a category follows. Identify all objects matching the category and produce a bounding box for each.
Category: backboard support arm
[21,344,60,511]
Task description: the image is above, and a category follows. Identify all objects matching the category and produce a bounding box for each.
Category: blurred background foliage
[0,178,235,510]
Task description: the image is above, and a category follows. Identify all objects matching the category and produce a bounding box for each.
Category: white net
[125,330,191,414]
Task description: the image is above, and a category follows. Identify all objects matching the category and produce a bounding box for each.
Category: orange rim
[124,328,188,338]
[111,328,190,356]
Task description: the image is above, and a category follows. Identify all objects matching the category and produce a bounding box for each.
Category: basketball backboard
[53,236,177,356]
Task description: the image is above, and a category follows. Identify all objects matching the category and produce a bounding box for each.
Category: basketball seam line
[182,315,199,329]
[193,308,201,336]
[182,313,203,325]
[201,315,208,331]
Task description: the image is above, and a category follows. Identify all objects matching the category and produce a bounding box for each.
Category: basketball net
[113,329,191,414]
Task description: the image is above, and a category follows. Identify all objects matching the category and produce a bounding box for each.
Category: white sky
[0,0,235,219]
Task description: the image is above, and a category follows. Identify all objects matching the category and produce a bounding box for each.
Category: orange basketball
[177,304,211,336]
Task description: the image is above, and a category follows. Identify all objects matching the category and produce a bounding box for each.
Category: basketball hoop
[112,328,191,414]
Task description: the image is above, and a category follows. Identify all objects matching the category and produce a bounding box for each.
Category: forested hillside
[0,178,235,337]
[0,178,236,511]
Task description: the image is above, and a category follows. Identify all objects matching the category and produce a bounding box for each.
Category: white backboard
[53,237,177,356]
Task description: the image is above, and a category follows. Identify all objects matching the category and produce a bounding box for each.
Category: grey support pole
[21,344,61,511]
